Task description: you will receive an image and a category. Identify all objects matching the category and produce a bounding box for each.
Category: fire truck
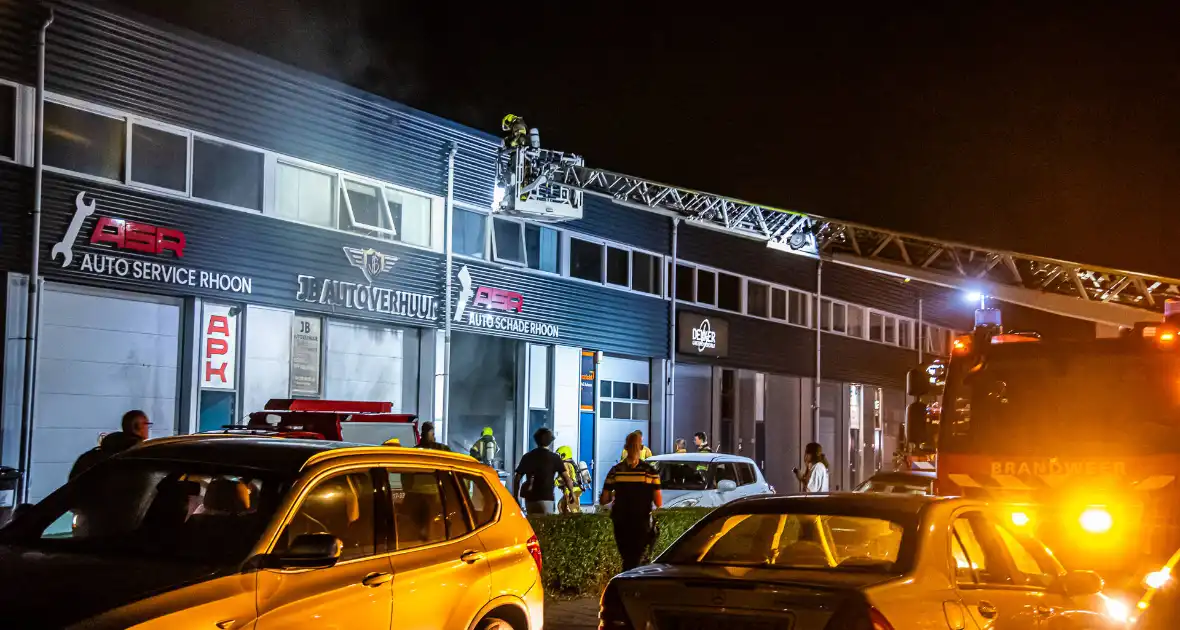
[906,303,1180,592]
[207,399,420,446]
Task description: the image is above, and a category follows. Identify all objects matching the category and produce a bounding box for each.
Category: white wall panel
[243,306,292,418]
[553,345,580,460]
[325,320,410,410]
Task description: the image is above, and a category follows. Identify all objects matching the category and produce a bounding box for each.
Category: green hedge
[528,508,713,597]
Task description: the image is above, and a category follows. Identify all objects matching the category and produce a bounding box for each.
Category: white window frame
[490,215,527,266]
[523,222,563,276]
[605,244,631,289]
[37,89,444,251]
[565,232,606,284]
[339,176,399,239]
[0,79,30,166]
[715,271,743,313]
[557,229,666,298]
[746,279,770,318]
[629,248,663,297]
[452,202,492,260]
[695,267,718,307]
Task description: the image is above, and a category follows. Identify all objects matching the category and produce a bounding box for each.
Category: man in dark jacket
[416,422,451,451]
[69,409,150,480]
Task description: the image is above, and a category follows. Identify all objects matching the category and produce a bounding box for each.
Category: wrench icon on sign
[51,191,96,268]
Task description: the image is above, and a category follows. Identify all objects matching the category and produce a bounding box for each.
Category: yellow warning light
[952,336,971,355]
[1160,331,1176,343]
[1079,507,1113,534]
[1146,568,1171,589]
[1010,511,1031,527]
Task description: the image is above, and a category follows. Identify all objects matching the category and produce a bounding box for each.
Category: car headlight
[1145,568,1171,590]
[1079,507,1113,534]
[669,496,700,508]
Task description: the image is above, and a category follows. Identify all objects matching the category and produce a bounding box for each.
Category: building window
[492,218,525,264]
[193,137,263,211]
[0,83,14,160]
[454,207,486,257]
[676,264,695,301]
[275,162,335,228]
[717,273,741,311]
[525,224,560,273]
[771,287,787,320]
[819,298,832,330]
[606,246,629,287]
[44,102,125,181]
[632,251,661,295]
[869,312,884,342]
[697,269,717,305]
[387,188,433,248]
[848,305,865,338]
[339,179,395,238]
[884,316,897,344]
[832,302,847,334]
[899,319,913,348]
[788,290,808,326]
[130,124,188,192]
[600,379,650,422]
[570,237,603,282]
[747,282,769,317]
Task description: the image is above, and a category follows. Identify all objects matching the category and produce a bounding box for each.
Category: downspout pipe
[441,142,457,443]
[18,8,53,503]
[813,258,822,441]
[666,218,680,453]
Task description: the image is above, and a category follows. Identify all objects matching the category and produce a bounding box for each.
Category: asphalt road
[546,597,598,630]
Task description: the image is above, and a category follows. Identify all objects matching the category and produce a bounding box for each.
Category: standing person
[618,430,653,461]
[601,432,663,572]
[693,432,712,453]
[470,427,499,467]
[793,442,830,494]
[513,428,573,516]
[69,410,151,480]
[415,422,451,451]
[673,438,688,454]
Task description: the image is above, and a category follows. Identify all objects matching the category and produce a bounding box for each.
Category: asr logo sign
[989,460,1128,476]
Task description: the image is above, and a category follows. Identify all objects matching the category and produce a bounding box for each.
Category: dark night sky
[111,0,1180,276]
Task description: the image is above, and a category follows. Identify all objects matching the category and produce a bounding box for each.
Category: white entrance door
[32,285,181,502]
[595,356,652,498]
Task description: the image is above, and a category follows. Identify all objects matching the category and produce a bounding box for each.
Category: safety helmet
[557,446,573,460]
[501,114,520,131]
[481,426,494,437]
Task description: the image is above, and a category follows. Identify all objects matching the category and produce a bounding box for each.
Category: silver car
[600,494,1126,629]
[646,453,774,509]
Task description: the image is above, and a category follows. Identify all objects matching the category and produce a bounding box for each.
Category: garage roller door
[325,320,408,410]
[31,285,180,502]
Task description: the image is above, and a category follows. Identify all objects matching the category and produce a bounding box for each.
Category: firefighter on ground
[552,445,590,516]
[673,438,688,454]
[501,114,529,149]
[470,426,499,467]
[619,430,653,461]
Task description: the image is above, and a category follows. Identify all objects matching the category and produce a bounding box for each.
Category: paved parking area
[545,597,597,629]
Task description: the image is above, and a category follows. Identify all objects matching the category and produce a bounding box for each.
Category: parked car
[600,493,1126,629]
[646,453,774,509]
[0,435,542,629]
[854,470,935,495]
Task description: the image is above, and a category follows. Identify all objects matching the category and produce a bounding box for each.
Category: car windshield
[0,458,293,566]
[942,341,1180,456]
[649,460,709,490]
[660,511,909,573]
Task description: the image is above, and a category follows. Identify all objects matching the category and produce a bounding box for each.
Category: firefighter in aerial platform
[501,114,530,149]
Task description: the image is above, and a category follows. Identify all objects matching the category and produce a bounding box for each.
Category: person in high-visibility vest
[555,445,591,514]
[619,430,653,461]
[470,426,499,467]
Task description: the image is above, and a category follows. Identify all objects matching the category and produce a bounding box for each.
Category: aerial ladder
[495,123,1180,328]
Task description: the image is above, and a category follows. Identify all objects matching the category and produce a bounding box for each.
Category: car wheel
[476,617,514,630]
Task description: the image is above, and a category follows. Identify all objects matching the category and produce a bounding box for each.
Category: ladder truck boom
[497,140,1180,327]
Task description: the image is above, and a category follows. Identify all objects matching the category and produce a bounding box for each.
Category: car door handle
[460,550,485,564]
[361,572,393,587]
[977,600,998,619]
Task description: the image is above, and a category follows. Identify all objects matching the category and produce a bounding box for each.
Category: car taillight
[526,535,542,573]
[599,581,634,630]
[869,607,894,630]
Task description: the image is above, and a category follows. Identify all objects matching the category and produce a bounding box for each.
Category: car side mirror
[268,533,342,570]
[906,402,931,448]
[1059,570,1103,597]
[717,480,738,492]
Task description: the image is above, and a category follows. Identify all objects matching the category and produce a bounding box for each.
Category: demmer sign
[678,312,728,358]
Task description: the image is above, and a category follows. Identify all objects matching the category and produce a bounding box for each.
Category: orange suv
[0,435,544,629]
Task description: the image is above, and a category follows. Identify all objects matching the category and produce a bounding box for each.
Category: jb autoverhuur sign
[678,311,728,357]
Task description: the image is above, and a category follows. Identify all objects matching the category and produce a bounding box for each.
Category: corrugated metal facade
[677,308,815,377]
[451,261,668,359]
[678,223,818,290]
[567,195,672,255]
[0,0,498,208]
[38,174,444,327]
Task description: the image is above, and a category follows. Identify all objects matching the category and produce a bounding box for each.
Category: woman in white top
[793,442,830,493]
